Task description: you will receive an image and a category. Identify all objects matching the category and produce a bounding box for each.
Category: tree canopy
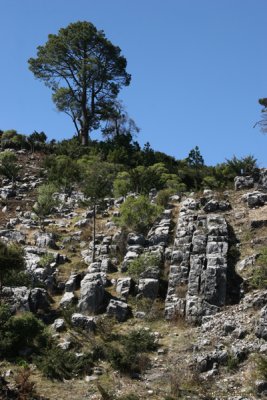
[28,21,131,146]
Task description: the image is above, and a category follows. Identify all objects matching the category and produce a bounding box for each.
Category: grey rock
[78,273,105,314]
[203,200,231,213]
[258,169,267,190]
[34,232,56,248]
[116,277,132,299]
[106,299,129,322]
[2,286,51,314]
[127,233,146,246]
[138,278,159,300]
[71,313,96,332]
[242,191,267,208]
[234,175,254,190]
[256,305,267,340]
[52,318,66,332]
[65,273,82,292]
[255,380,267,396]
[0,229,26,244]
[60,292,76,308]
[74,218,89,228]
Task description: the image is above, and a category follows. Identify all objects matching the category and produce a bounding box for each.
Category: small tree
[0,150,20,186]
[27,131,47,153]
[0,241,25,299]
[186,146,205,190]
[113,171,132,198]
[33,183,58,230]
[116,195,163,234]
[81,161,115,261]
[45,155,81,194]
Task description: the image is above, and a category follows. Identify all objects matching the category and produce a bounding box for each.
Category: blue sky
[1,0,267,166]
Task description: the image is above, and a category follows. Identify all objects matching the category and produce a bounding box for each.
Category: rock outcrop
[165,197,228,323]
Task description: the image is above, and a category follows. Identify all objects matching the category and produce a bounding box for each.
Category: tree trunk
[92,203,96,262]
[81,130,89,146]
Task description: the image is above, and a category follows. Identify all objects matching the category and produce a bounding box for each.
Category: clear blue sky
[1,0,267,166]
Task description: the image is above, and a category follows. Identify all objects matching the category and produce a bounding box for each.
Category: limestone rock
[52,318,66,332]
[60,292,76,308]
[71,313,96,332]
[78,273,106,314]
[34,232,57,248]
[234,175,254,190]
[106,299,129,322]
[138,278,159,300]
[116,277,132,299]
[255,305,267,340]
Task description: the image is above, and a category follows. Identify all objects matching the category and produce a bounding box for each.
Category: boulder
[255,305,267,340]
[242,191,267,208]
[106,299,129,322]
[258,169,267,190]
[138,279,159,300]
[2,286,51,314]
[59,292,76,308]
[116,277,132,299]
[71,313,96,332]
[0,229,26,244]
[234,175,254,190]
[65,273,82,292]
[78,273,106,314]
[203,200,231,213]
[52,318,66,332]
[34,232,57,249]
[127,233,146,246]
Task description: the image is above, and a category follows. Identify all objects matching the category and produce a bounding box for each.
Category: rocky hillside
[1,150,267,400]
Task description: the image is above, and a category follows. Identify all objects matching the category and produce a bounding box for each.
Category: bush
[106,328,157,374]
[115,195,163,234]
[0,150,20,183]
[35,346,93,380]
[127,253,161,281]
[0,307,48,358]
[33,183,59,230]
[38,253,55,268]
[156,188,174,207]
[250,248,267,289]
[255,355,267,380]
[0,240,25,296]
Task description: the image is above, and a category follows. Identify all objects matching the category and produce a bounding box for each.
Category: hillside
[0,149,267,400]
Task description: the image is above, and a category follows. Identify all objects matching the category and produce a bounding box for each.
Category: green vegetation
[0,150,20,184]
[0,241,25,297]
[106,328,157,374]
[35,347,93,381]
[33,183,59,230]
[250,248,267,289]
[0,304,48,358]
[115,195,163,234]
[127,253,161,281]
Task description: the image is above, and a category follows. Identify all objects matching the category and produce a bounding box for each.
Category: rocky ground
[1,151,267,399]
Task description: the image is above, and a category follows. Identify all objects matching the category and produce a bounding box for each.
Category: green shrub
[0,241,25,296]
[106,328,157,374]
[255,355,267,380]
[0,150,20,183]
[156,188,174,207]
[0,308,48,358]
[127,253,161,281]
[38,253,55,268]
[115,195,163,234]
[250,248,267,289]
[35,346,93,380]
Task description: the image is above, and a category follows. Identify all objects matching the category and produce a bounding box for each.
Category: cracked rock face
[165,198,228,323]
